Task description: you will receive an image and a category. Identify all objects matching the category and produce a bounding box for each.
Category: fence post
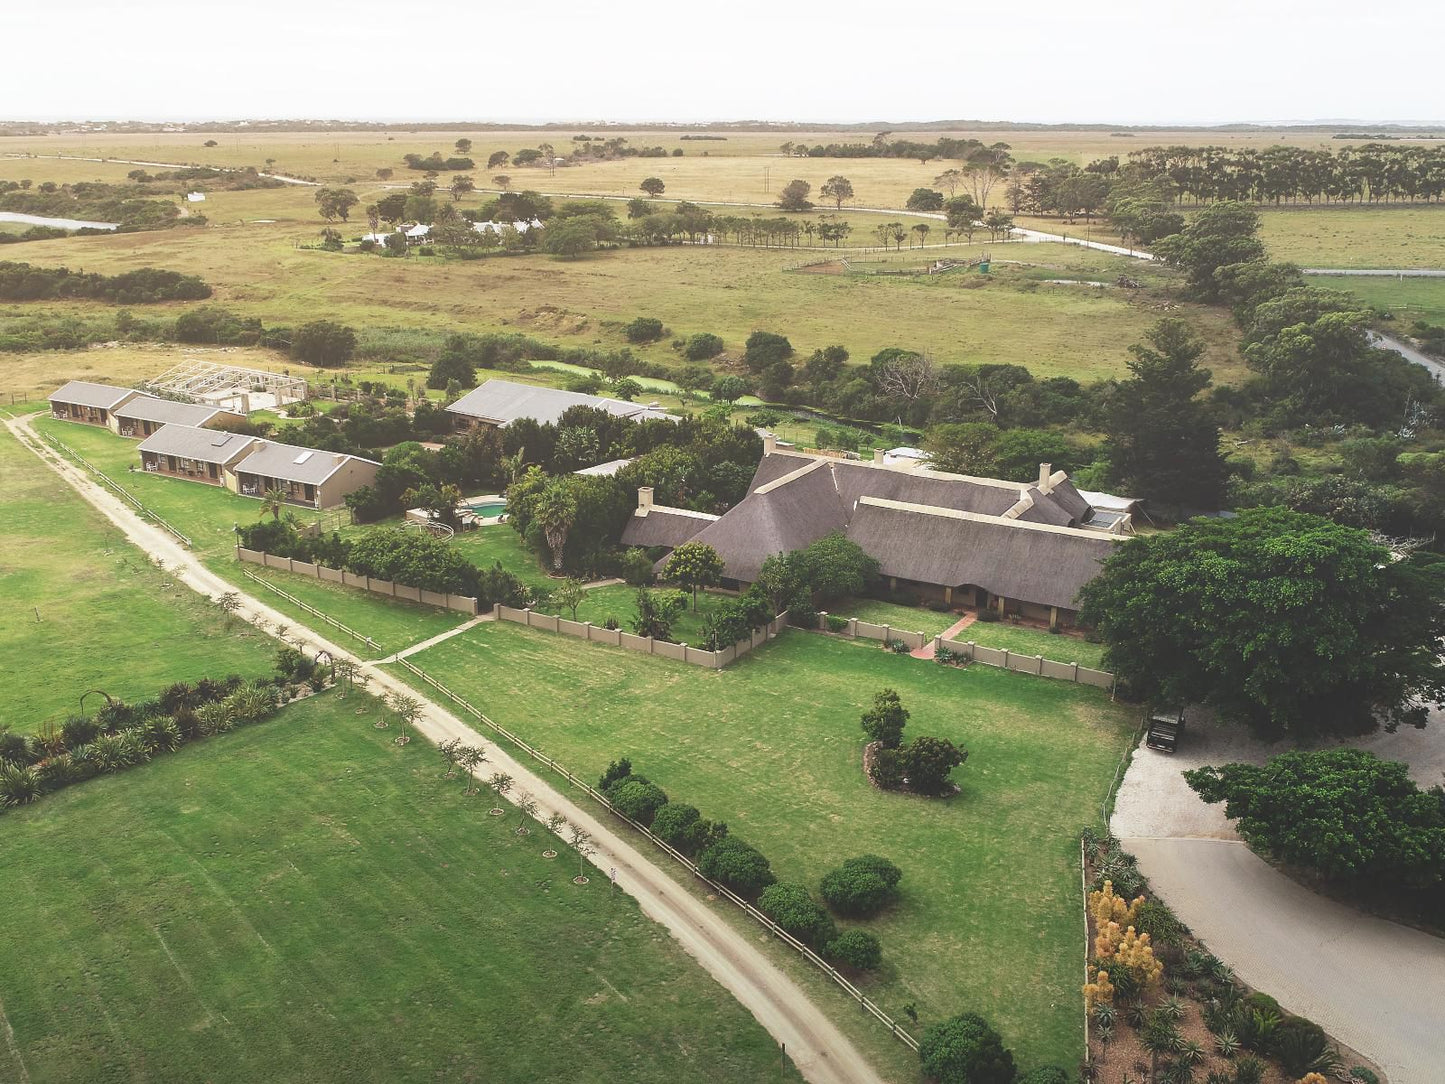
[584,622,593,641]
[967,640,976,660]
[1072,661,1080,681]
[1001,649,1010,668]
[847,617,858,638]
[1037,654,1044,675]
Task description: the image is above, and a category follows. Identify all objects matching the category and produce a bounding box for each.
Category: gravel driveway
[1111,709,1445,1083]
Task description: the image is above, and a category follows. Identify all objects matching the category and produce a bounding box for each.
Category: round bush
[918,1012,1017,1084]
[684,332,724,360]
[826,929,882,971]
[758,882,836,948]
[821,855,902,918]
[608,778,669,827]
[651,802,701,847]
[1018,1069,1069,1084]
[697,836,775,897]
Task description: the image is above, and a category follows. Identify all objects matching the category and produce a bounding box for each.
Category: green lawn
[450,523,553,590]
[390,623,1138,1073]
[32,416,321,558]
[1330,273,1445,326]
[0,692,799,1084]
[0,427,275,732]
[1259,204,1445,269]
[211,557,467,656]
[832,598,1108,669]
[535,583,731,645]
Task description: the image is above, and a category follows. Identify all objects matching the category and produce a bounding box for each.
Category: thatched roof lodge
[621,440,1129,627]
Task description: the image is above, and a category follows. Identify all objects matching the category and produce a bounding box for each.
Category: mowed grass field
[1258,204,1445,268]
[1328,273,1445,325]
[390,623,1139,1073]
[0,425,275,731]
[0,691,800,1084]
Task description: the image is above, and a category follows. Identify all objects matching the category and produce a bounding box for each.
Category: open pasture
[392,622,1139,1073]
[0,691,798,1083]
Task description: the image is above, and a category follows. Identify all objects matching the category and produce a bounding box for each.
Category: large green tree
[1103,318,1227,509]
[1154,200,1265,301]
[918,1012,1017,1084]
[663,541,724,610]
[1185,749,1445,889]
[1078,508,1445,737]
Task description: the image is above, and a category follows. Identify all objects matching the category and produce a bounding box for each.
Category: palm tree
[260,487,288,521]
[533,485,578,572]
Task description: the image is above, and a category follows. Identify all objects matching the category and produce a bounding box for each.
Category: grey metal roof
[445,379,661,427]
[233,440,379,484]
[575,457,634,477]
[49,380,137,410]
[136,424,257,464]
[114,395,233,427]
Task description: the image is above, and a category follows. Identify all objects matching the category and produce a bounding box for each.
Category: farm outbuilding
[48,381,141,428]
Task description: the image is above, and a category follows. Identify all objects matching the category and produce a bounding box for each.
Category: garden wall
[811,608,1113,689]
[236,547,479,615]
[494,604,790,670]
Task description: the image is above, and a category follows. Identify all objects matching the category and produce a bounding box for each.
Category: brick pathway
[908,612,976,658]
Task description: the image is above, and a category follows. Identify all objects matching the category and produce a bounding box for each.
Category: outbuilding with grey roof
[48,380,142,427]
[136,425,258,487]
[111,396,245,438]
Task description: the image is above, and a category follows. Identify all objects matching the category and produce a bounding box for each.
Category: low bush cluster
[0,261,212,303]
[598,758,886,972]
[861,689,967,796]
[0,653,323,813]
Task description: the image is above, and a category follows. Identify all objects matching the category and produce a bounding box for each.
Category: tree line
[0,262,211,303]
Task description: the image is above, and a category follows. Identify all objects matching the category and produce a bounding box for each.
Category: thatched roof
[687,458,848,582]
[620,505,717,548]
[846,498,1119,610]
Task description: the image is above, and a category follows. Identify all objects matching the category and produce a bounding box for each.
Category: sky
[5,0,1443,126]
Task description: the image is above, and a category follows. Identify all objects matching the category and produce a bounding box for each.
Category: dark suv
[1146,708,1185,753]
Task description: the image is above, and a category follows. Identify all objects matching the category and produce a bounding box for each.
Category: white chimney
[638,486,654,511]
[1038,462,1052,491]
[873,449,886,465]
[763,434,777,456]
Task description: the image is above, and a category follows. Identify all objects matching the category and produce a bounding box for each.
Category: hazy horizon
[5,0,1441,128]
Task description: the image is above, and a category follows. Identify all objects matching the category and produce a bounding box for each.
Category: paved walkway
[369,612,493,665]
[6,414,885,1084]
[1112,710,1445,1083]
[908,613,974,658]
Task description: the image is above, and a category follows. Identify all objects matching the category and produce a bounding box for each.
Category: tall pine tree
[1105,318,1227,510]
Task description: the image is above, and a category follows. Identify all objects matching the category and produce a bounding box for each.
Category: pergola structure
[146,361,308,413]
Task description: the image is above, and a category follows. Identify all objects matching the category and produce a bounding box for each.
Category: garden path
[908,614,975,659]
[6,412,886,1084]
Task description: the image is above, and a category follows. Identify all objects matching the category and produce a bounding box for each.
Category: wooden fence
[495,604,788,670]
[235,547,479,615]
[238,567,382,654]
[45,433,194,548]
[391,655,920,1054]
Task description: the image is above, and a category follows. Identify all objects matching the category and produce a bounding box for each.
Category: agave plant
[1092,1003,1117,1029]
[92,732,131,773]
[1159,995,1187,1022]
[141,715,183,755]
[1212,1028,1239,1058]
[1231,1055,1265,1084]
[60,713,99,749]
[0,764,42,807]
[225,684,278,725]
[67,743,98,780]
[195,702,235,738]
[1176,1039,1206,1066]
[118,729,151,766]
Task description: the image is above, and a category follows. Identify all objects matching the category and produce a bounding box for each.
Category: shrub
[742,330,793,372]
[60,714,99,749]
[758,882,837,948]
[887,638,911,653]
[902,735,967,795]
[825,614,849,633]
[0,764,42,808]
[697,836,776,896]
[918,1012,1017,1084]
[976,607,1001,622]
[1272,1017,1340,1077]
[826,929,882,971]
[624,316,664,343]
[860,688,908,749]
[291,320,357,367]
[608,778,669,826]
[0,731,31,768]
[1017,1070,1069,1084]
[650,802,701,848]
[1349,1067,1380,1084]
[684,332,725,360]
[869,746,905,789]
[1133,899,1188,947]
[820,855,901,918]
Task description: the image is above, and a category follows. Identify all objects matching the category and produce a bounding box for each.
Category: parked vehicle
[1146,707,1185,753]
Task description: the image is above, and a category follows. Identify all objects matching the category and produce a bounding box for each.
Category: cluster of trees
[860,689,967,795]
[0,179,188,231]
[916,1011,1071,1084]
[0,667,294,812]
[1123,142,1445,205]
[237,518,529,607]
[484,138,676,174]
[1187,749,1445,895]
[402,151,474,171]
[0,262,211,303]
[126,165,285,192]
[1079,507,1445,738]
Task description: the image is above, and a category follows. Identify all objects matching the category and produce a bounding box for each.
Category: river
[0,211,118,231]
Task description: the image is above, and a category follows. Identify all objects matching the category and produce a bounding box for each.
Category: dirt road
[5,413,887,1084]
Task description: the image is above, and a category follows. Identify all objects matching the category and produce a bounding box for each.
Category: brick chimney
[1037,462,1053,492]
[638,486,653,512]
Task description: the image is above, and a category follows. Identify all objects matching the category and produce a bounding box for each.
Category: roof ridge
[753,456,829,495]
[857,496,1119,542]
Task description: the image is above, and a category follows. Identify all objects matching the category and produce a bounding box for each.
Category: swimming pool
[465,500,508,518]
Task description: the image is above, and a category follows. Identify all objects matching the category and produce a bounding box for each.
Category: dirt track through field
[4,413,885,1084]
